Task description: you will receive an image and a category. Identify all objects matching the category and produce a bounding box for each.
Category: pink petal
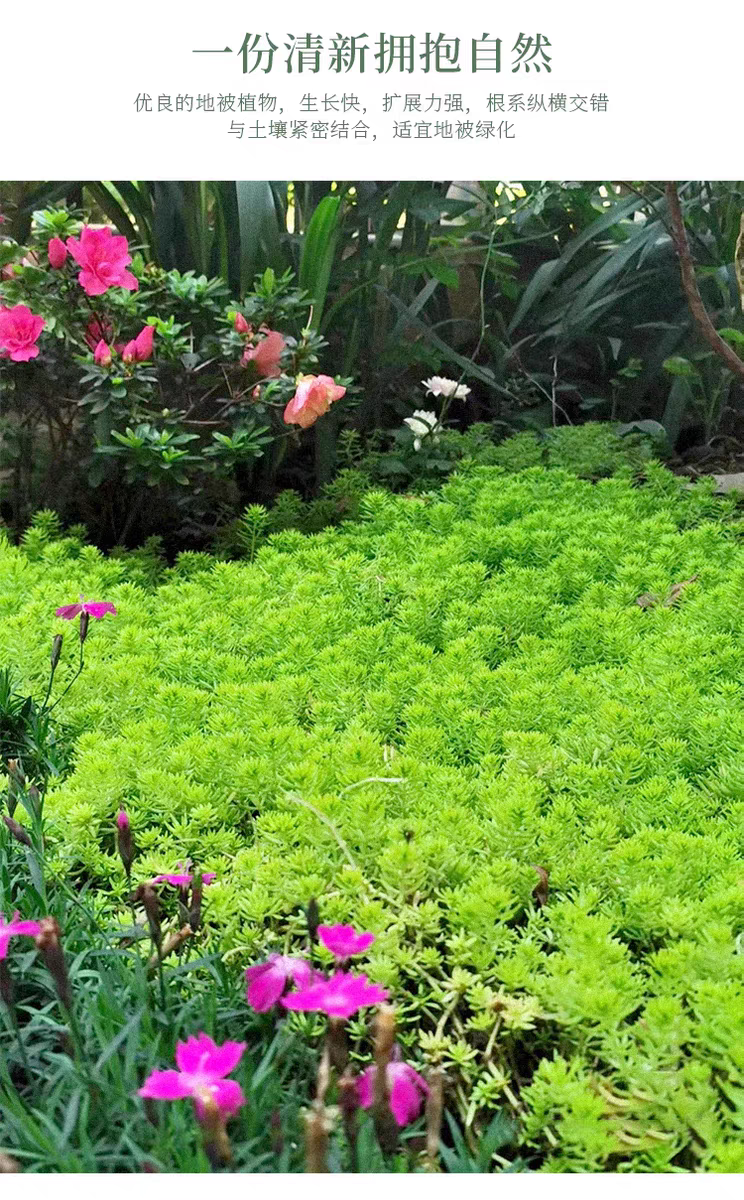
[201,1039,246,1079]
[138,1069,193,1101]
[246,963,285,1012]
[175,1032,219,1074]
[356,1066,375,1108]
[9,919,41,937]
[81,601,117,619]
[55,603,83,619]
[389,1069,426,1126]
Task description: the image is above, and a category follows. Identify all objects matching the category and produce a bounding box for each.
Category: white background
[2,0,742,1192]
[2,0,743,178]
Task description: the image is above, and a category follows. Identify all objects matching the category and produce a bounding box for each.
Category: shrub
[3,460,744,1168]
[0,208,351,547]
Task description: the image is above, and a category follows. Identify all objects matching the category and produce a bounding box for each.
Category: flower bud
[188,872,203,932]
[50,633,64,672]
[372,1005,399,1155]
[93,339,113,367]
[79,610,90,644]
[48,237,68,269]
[134,883,162,950]
[0,959,15,1008]
[234,313,251,335]
[306,896,320,943]
[116,809,134,875]
[3,814,32,847]
[35,916,72,1011]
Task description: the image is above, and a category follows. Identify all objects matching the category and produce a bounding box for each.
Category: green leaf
[299,194,342,330]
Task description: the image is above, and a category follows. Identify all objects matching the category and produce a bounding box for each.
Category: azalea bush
[3,454,744,1169]
[0,207,351,548]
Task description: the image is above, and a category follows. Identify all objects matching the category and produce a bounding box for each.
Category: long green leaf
[508,192,650,332]
[235,181,287,295]
[299,194,341,329]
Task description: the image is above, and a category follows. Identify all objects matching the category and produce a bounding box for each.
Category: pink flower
[66,226,138,296]
[94,339,113,367]
[241,329,285,378]
[138,1032,246,1123]
[151,863,216,888]
[48,237,68,269]
[283,374,346,429]
[116,810,130,832]
[245,954,316,1012]
[55,596,117,620]
[281,970,389,1020]
[121,324,155,364]
[357,1060,429,1127]
[0,911,42,960]
[0,304,45,362]
[234,313,252,335]
[318,923,375,959]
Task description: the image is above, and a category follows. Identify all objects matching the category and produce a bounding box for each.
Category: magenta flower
[66,226,138,296]
[0,911,42,960]
[48,237,68,269]
[55,596,117,620]
[245,954,316,1012]
[357,1060,429,1127]
[281,970,389,1020]
[93,339,113,367]
[121,324,155,364]
[138,1032,246,1122]
[318,923,375,959]
[0,304,45,362]
[152,863,216,888]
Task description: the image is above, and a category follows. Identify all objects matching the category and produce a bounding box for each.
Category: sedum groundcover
[4,459,744,1171]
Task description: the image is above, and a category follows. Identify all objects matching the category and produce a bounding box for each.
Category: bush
[0,208,352,547]
[3,459,744,1169]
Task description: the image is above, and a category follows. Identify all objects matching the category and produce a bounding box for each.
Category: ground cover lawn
[3,461,744,1169]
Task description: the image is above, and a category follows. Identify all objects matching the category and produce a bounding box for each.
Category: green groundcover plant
[4,453,744,1170]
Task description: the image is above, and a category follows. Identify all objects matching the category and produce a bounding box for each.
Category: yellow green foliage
[4,457,744,1168]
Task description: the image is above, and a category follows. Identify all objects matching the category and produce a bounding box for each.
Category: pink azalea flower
[94,339,113,367]
[0,304,45,362]
[151,863,217,888]
[48,237,68,269]
[245,953,316,1012]
[0,911,42,960]
[55,596,117,620]
[234,313,252,335]
[241,329,285,378]
[121,324,155,364]
[357,1060,429,1127]
[138,1032,246,1123]
[318,923,375,959]
[281,970,389,1020]
[283,374,346,429]
[66,226,138,296]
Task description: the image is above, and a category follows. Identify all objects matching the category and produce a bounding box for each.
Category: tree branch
[664,181,744,382]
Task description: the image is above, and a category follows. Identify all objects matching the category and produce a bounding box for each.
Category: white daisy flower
[422,375,471,400]
[403,410,442,451]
